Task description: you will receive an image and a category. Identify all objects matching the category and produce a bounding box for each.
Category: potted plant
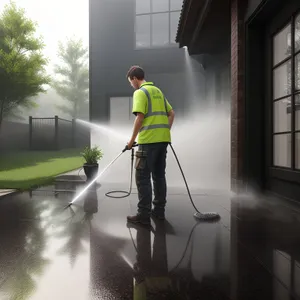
[81,146,103,182]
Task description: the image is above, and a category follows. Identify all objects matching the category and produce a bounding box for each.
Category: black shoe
[151,210,165,220]
[127,214,151,225]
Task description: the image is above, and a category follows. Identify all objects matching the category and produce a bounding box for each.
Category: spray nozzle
[122,142,138,152]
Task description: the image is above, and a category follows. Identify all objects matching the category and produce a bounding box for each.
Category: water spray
[68,139,220,221]
[65,150,125,209]
[65,142,138,209]
[106,143,220,221]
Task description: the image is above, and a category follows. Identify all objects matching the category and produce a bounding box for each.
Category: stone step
[56,174,86,181]
[53,180,87,191]
[0,189,17,198]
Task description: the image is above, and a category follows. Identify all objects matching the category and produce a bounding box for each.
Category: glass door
[271,13,300,170]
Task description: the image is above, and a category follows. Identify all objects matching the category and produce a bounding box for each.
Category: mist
[88,106,230,192]
[0,0,230,193]
[7,89,72,123]
[87,51,231,192]
[0,0,89,129]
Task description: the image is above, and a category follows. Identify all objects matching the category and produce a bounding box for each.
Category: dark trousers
[135,142,168,217]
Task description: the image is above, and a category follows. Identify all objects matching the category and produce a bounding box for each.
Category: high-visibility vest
[136,82,172,144]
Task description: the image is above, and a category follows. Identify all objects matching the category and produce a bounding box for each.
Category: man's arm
[128,112,144,146]
[168,109,175,129]
[128,89,147,147]
[165,97,175,129]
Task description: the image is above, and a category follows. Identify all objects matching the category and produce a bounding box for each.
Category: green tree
[0,2,50,129]
[52,38,89,120]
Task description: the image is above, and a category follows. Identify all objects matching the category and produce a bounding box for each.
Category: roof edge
[175,0,192,46]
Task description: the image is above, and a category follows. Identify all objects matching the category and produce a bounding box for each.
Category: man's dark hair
[127,65,145,80]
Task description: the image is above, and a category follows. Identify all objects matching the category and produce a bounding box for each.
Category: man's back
[132,81,172,144]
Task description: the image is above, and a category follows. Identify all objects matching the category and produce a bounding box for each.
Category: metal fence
[29,116,90,150]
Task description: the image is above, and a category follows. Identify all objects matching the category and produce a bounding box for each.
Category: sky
[0,0,89,75]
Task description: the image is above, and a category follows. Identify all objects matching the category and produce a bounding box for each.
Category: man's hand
[127,140,135,150]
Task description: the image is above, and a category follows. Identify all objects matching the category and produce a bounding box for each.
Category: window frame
[134,0,182,50]
[271,12,300,170]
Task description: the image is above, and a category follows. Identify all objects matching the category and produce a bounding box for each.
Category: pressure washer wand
[65,151,124,208]
[122,141,138,152]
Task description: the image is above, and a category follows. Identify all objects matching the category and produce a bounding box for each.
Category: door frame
[265,1,300,198]
[244,0,300,200]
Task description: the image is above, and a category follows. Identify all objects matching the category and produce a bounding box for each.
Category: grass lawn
[0,149,84,190]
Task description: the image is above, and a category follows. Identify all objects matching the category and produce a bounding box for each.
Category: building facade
[89,0,232,189]
[89,0,231,125]
[177,0,300,200]
[89,0,186,125]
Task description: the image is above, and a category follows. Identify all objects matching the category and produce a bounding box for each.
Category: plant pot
[83,163,99,182]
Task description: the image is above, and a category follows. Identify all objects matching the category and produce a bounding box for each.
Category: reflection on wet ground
[0,181,300,299]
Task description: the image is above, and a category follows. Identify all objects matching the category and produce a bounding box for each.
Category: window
[272,13,300,169]
[135,0,182,49]
[273,250,300,298]
[152,0,169,13]
[136,15,151,48]
[170,0,183,11]
[152,13,169,46]
[136,0,150,14]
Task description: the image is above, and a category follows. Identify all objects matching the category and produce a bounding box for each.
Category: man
[126,66,175,225]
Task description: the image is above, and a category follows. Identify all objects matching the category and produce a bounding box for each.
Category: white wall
[109,97,134,126]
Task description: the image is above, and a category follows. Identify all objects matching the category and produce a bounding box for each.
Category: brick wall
[231,0,246,191]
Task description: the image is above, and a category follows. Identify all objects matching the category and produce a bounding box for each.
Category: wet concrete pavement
[1,182,300,299]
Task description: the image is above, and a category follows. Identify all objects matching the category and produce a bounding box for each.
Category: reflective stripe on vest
[139,124,170,132]
[139,87,169,133]
[140,87,168,118]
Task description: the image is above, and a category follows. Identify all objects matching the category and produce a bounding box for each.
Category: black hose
[127,219,200,274]
[104,144,200,215]
[168,144,201,214]
[169,222,200,273]
[105,149,135,198]
[98,144,219,222]
[102,144,218,273]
